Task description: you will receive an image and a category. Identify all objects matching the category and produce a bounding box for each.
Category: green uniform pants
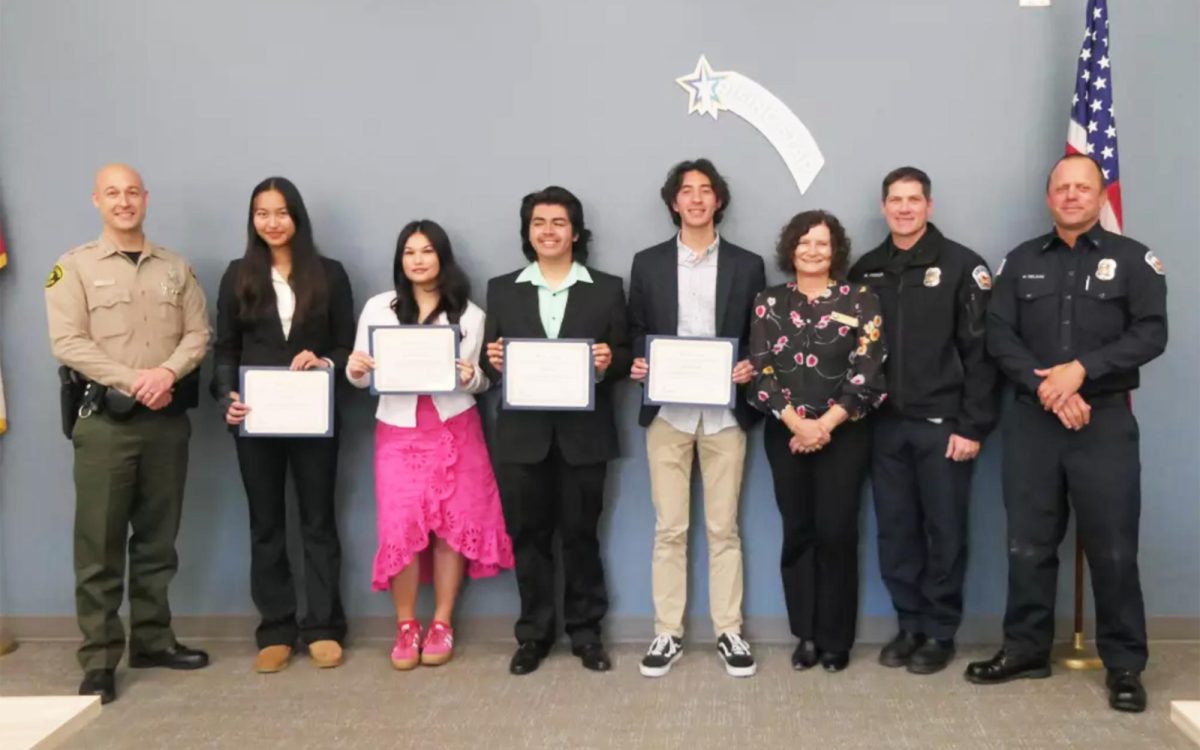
[72,410,191,671]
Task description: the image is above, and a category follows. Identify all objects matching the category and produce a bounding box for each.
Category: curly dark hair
[774,210,852,279]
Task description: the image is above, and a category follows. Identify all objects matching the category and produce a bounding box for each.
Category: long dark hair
[519,185,591,264]
[236,177,328,323]
[391,219,471,325]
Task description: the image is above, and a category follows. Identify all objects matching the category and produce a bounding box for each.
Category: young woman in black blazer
[212,177,354,674]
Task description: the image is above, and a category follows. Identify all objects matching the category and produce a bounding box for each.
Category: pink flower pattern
[746,282,888,422]
[371,398,514,591]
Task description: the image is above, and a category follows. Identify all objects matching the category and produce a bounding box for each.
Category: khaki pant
[647,417,747,638]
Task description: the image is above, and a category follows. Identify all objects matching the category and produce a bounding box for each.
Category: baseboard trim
[3,615,1197,645]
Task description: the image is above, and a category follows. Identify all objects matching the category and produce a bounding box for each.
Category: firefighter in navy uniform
[966,154,1167,714]
[849,167,998,675]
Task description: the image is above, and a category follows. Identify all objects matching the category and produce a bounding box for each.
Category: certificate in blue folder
[643,335,738,409]
[238,366,334,438]
[501,338,595,411]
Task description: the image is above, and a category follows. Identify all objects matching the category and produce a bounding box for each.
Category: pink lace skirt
[371,397,514,590]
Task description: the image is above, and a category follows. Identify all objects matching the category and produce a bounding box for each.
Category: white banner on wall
[675,55,824,194]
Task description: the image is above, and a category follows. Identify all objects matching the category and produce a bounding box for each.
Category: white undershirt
[272,267,296,338]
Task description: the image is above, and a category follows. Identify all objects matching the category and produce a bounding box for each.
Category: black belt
[1017,392,1129,408]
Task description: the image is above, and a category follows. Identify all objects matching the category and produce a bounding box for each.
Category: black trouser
[1001,396,1147,671]
[498,445,608,649]
[871,413,974,640]
[763,417,871,653]
[234,434,346,648]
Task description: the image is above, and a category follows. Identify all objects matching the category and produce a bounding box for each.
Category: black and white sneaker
[717,632,757,677]
[639,634,683,677]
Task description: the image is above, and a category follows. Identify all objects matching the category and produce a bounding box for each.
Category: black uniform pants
[871,413,974,640]
[1001,396,1147,671]
[763,417,871,653]
[234,434,346,648]
[498,445,608,649]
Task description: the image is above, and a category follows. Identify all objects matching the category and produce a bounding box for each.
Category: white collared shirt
[658,234,739,436]
[346,291,490,427]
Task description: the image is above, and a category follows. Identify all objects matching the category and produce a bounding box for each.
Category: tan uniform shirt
[45,235,210,393]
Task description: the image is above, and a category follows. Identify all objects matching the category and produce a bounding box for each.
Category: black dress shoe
[128,642,210,670]
[508,642,548,676]
[1106,669,1147,713]
[907,638,956,675]
[964,648,1051,684]
[79,669,116,704]
[819,650,850,672]
[572,642,612,672]
[879,630,926,668]
[791,640,818,670]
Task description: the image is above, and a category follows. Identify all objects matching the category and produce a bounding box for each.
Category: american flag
[1066,0,1122,234]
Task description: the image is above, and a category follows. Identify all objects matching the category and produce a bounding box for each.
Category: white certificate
[645,336,736,408]
[239,367,333,437]
[503,338,594,411]
[369,325,459,394]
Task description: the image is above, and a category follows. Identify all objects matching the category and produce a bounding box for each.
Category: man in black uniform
[966,153,1167,713]
[850,167,998,674]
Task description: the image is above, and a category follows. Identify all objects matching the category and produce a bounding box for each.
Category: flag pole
[1053,535,1102,670]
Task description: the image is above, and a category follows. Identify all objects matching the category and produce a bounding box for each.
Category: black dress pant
[498,445,608,649]
[1001,396,1147,671]
[763,417,872,652]
[234,434,347,648]
[871,413,974,640]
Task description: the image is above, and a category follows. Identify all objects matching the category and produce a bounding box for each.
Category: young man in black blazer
[627,159,766,677]
[482,185,631,675]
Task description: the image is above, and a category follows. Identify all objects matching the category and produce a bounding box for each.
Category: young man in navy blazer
[627,159,766,677]
[482,186,631,676]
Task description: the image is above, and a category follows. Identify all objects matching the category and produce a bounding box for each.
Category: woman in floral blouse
[748,209,887,673]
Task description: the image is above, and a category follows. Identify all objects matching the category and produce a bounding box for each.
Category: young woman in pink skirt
[346,219,513,669]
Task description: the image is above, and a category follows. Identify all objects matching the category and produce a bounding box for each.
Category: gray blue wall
[1,0,1197,632]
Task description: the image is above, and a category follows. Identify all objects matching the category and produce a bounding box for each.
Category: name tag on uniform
[92,279,115,287]
[830,311,859,327]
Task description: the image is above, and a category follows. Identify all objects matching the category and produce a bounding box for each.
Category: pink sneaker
[420,621,454,666]
[390,620,421,671]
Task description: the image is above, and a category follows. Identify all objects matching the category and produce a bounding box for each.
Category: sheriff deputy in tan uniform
[45,163,210,705]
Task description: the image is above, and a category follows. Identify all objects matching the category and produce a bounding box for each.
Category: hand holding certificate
[240,366,334,437]
[502,338,595,410]
[644,336,737,408]
[369,325,460,394]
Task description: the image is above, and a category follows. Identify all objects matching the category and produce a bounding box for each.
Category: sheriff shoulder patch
[1144,251,1165,276]
[45,263,64,288]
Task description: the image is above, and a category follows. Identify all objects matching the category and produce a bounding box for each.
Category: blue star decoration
[676,55,730,119]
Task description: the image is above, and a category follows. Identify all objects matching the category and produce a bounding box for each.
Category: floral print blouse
[747,280,888,421]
